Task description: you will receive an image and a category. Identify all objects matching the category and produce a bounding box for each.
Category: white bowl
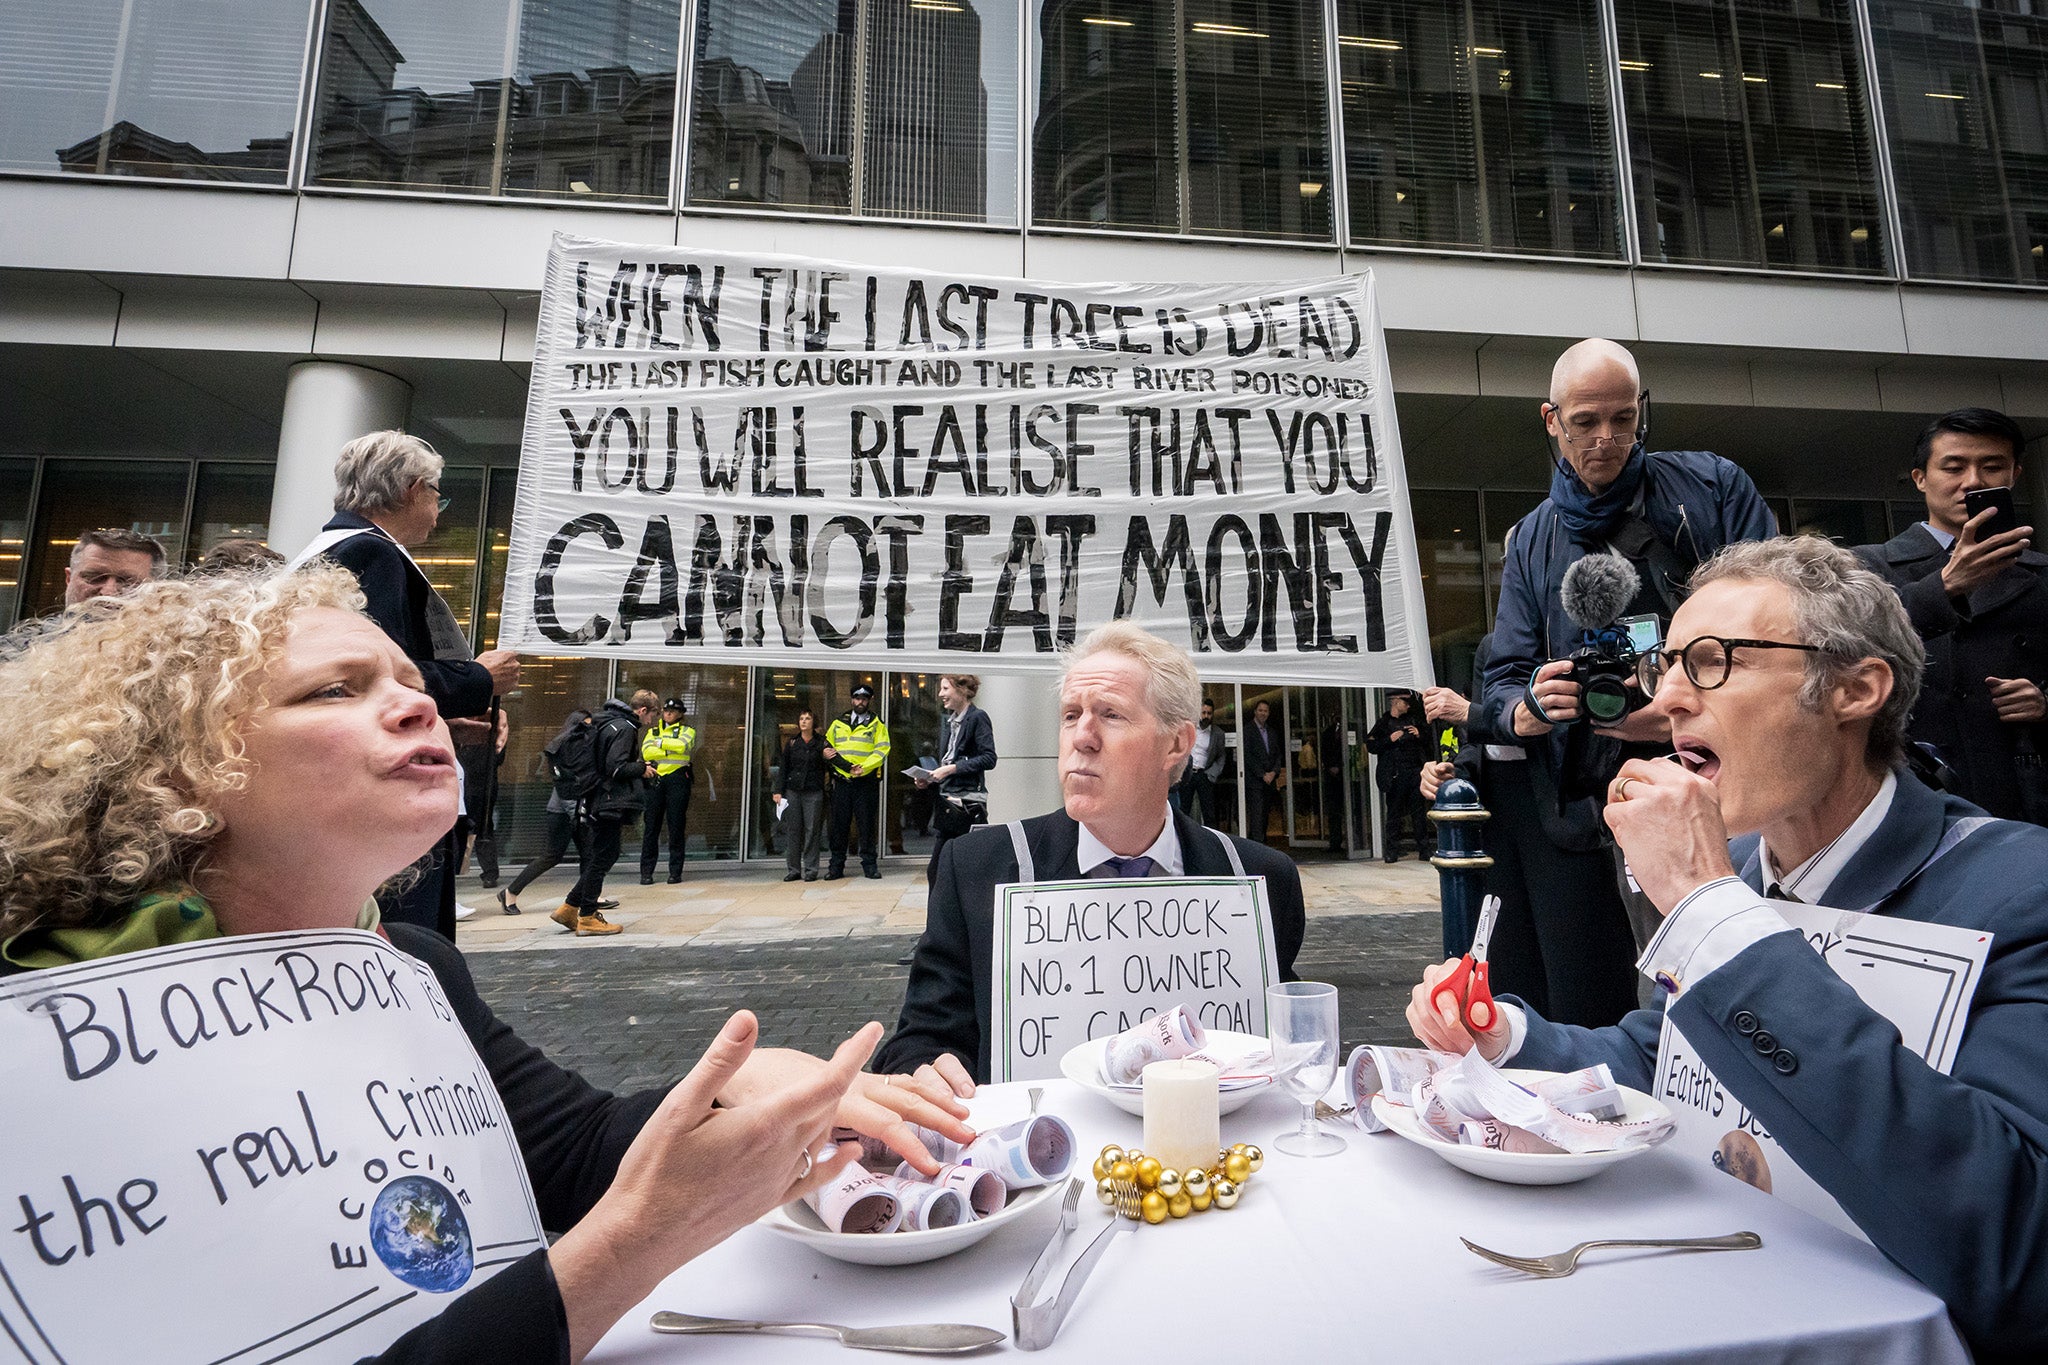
[758,1180,1062,1266]
[1370,1070,1674,1186]
[1058,1031,1273,1117]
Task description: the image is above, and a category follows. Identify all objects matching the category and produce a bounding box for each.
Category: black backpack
[544,718,607,801]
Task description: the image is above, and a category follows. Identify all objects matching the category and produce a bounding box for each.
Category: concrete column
[269,361,413,557]
[979,669,1063,824]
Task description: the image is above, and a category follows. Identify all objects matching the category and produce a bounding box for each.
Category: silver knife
[650,1311,1006,1355]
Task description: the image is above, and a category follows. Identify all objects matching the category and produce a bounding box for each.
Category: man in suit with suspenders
[878,623,1307,1090]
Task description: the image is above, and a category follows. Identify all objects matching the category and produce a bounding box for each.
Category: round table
[588,1079,1966,1363]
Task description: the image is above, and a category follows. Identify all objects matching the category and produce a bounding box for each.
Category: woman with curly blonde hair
[0,567,972,1363]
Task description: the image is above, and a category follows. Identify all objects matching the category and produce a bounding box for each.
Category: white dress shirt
[1495,772,1898,1061]
[1077,815,1185,877]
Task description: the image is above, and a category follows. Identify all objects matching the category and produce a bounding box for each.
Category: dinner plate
[1370,1070,1675,1186]
[1058,1031,1273,1117]
[758,1180,1062,1266]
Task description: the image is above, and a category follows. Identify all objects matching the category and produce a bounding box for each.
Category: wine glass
[1267,981,1346,1157]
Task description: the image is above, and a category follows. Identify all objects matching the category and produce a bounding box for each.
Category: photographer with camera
[1481,338,1776,1026]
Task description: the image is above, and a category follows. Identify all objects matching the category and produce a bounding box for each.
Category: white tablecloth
[588,1080,1967,1364]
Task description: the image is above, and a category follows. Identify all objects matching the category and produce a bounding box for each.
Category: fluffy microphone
[1560,553,1640,631]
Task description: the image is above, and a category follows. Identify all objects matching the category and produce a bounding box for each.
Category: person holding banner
[879,623,1306,1087]
[305,432,523,940]
[0,566,977,1363]
[826,682,890,880]
[1409,537,2048,1362]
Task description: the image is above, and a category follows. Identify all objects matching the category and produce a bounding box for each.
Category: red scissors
[1431,894,1501,1033]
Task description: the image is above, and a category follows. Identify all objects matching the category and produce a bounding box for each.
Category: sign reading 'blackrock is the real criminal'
[499,237,1435,685]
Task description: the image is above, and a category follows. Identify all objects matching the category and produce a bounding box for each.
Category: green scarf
[2,887,382,971]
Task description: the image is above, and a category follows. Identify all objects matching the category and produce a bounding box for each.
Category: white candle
[1143,1058,1221,1174]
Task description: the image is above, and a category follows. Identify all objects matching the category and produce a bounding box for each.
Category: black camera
[1564,627,1646,728]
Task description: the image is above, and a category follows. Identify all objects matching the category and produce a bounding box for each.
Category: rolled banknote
[1104,1006,1206,1085]
[873,1175,970,1231]
[1429,1049,1674,1153]
[803,1166,903,1234]
[955,1114,1077,1188]
[856,1122,967,1170]
[1345,1045,1445,1131]
[1528,1063,1626,1122]
[1456,1119,1566,1155]
[898,1161,1007,1218]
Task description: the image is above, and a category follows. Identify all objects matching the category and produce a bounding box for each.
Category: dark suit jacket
[1856,524,2048,823]
[878,808,1307,1082]
[1513,774,2048,1359]
[1242,719,1284,783]
[938,705,997,795]
[321,510,493,719]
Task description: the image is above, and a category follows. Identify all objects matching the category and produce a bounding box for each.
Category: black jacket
[588,699,648,820]
[937,705,997,795]
[778,733,829,794]
[877,808,1307,1083]
[1856,524,2048,823]
[1365,711,1426,793]
[1242,718,1285,782]
[322,511,494,720]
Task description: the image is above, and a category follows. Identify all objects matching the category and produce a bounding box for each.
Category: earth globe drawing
[368,1175,475,1293]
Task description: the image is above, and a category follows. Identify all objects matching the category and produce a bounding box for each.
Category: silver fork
[1313,1100,1354,1122]
[1461,1231,1762,1278]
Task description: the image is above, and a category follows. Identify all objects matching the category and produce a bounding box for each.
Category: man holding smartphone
[1856,407,2048,823]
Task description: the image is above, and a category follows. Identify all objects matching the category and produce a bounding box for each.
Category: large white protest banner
[1651,903,1991,1237]
[498,237,1434,685]
[990,876,1278,1083]
[0,931,548,1363]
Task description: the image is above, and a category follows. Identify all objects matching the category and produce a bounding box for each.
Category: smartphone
[1964,486,2019,541]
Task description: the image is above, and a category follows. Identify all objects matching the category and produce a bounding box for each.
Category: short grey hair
[1689,536,1924,769]
[332,431,443,517]
[1061,622,1203,774]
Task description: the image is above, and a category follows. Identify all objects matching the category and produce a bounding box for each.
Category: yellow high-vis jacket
[825,712,890,779]
[641,721,697,776]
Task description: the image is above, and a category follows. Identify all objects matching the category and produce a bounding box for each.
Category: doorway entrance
[1219,685,1385,861]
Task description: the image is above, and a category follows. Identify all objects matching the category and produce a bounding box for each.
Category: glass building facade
[0,0,2038,281]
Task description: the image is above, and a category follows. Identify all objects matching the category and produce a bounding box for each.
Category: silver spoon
[651,1311,1006,1354]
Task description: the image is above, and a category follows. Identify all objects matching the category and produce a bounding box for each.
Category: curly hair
[0,563,367,942]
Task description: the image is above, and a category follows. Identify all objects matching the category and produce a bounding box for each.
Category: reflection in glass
[415,467,484,638]
[689,0,1017,223]
[0,461,33,630]
[619,662,750,860]
[495,655,613,868]
[1788,498,1888,547]
[746,667,877,860]
[1408,489,1485,683]
[21,460,189,621]
[0,0,308,181]
[1615,0,1887,272]
[311,0,679,201]
[887,672,944,861]
[1480,486,1545,628]
[1032,0,1332,239]
[186,463,275,566]
[1868,0,2048,284]
[1338,0,1620,257]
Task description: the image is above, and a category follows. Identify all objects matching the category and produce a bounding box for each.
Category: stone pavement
[453,855,1448,1095]
[453,854,1442,952]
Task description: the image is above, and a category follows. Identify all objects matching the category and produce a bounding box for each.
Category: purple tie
[1107,855,1154,878]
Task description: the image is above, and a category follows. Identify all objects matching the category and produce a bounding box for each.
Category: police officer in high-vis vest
[639,697,697,884]
[825,682,891,879]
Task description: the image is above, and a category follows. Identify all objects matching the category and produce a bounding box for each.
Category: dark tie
[1766,882,1797,902]
[1106,855,1155,879]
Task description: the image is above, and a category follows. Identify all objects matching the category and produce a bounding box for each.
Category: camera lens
[1584,677,1631,724]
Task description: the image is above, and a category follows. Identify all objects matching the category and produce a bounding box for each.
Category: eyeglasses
[1636,635,1823,695]
[423,481,451,514]
[1546,390,1652,452]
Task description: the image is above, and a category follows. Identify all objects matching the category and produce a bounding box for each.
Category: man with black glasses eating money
[1408,536,2048,1361]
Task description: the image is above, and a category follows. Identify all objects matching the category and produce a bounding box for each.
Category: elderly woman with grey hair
[302,431,524,936]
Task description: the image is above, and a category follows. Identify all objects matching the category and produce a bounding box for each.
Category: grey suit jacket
[1513,773,2048,1359]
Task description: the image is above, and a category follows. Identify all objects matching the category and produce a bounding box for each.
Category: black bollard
[1427,775,1492,959]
